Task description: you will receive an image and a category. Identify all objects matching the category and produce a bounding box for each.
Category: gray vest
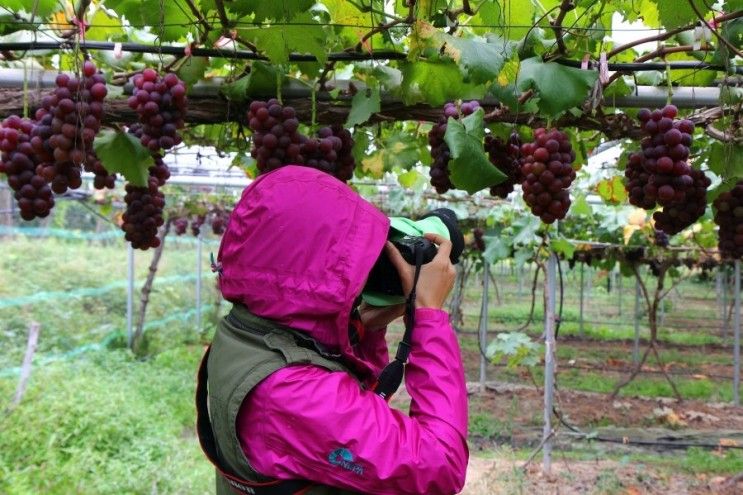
[207,304,362,495]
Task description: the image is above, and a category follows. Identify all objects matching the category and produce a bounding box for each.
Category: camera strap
[373,248,424,401]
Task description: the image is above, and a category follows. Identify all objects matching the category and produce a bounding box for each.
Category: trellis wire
[1,40,742,73]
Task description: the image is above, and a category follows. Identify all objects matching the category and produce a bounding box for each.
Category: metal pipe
[196,233,203,333]
[478,264,490,392]
[734,260,741,406]
[126,243,134,349]
[543,252,557,475]
[0,67,731,108]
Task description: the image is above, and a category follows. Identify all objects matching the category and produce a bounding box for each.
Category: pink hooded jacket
[217,165,469,495]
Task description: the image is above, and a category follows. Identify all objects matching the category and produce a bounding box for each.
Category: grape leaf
[346,87,381,127]
[443,108,506,194]
[85,9,125,41]
[221,62,281,101]
[228,0,314,21]
[400,60,484,106]
[411,21,512,84]
[242,13,327,64]
[106,0,195,41]
[483,235,511,263]
[655,0,707,29]
[550,237,576,259]
[516,57,597,117]
[2,0,57,17]
[596,176,628,205]
[94,130,154,187]
[571,195,593,216]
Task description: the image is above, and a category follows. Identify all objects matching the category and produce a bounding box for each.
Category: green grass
[0,346,213,494]
[0,236,222,368]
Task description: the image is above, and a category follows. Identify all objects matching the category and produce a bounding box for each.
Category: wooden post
[11,322,41,408]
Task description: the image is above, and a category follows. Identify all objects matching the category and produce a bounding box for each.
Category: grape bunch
[32,60,108,195]
[210,208,231,235]
[652,169,710,235]
[625,105,709,235]
[85,154,117,190]
[653,229,669,248]
[190,214,206,237]
[247,99,302,173]
[428,101,480,194]
[127,69,187,152]
[121,176,166,250]
[519,128,576,224]
[472,228,486,251]
[0,116,54,220]
[713,181,743,259]
[173,217,189,236]
[299,127,342,174]
[485,131,522,198]
[247,99,357,181]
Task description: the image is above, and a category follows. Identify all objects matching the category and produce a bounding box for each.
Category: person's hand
[358,301,405,331]
[385,233,456,309]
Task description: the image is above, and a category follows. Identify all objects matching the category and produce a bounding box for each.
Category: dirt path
[461,454,742,494]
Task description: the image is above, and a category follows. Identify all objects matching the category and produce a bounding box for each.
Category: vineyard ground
[2,236,743,493]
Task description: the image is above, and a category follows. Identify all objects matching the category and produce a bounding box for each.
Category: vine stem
[606,10,743,59]
[688,0,743,58]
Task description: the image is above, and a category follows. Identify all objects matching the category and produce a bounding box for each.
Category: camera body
[362,208,464,305]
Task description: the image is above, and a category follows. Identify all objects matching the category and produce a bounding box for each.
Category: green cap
[361,215,450,307]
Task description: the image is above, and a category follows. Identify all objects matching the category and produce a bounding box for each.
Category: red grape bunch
[121,175,166,250]
[0,116,54,220]
[299,124,357,181]
[485,131,522,198]
[247,99,357,181]
[520,128,577,224]
[32,60,108,195]
[428,101,480,194]
[247,99,302,173]
[713,181,743,259]
[190,214,206,237]
[472,228,486,252]
[626,105,710,235]
[173,216,189,236]
[127,69,187,152]
[210,208,231,235]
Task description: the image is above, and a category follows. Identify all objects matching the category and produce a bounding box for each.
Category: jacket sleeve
[353,326,389,375]
[236,308,468,495]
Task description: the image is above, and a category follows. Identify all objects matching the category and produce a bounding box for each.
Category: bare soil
[461,455,743,495]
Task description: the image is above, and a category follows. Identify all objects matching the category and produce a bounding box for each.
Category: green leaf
[221,62,280,101]
[596,176,628,205]
[496,0,536,40]
[708,142,743,180]
[346,87,381,127]
[242,13,327,64]
[93,130,154,187]
[655,0,707,29]
[470,1,501,36]
[85,9,125,41]
[411,21,512,84]
[397,169,426,189]
[512,213,542,245]
[571,195,593,216]
[483,235,511,263]
[550,237,576,259]
[107,0,195,41]
[603,77,632,99]
[443,109,506,194]
[176,56,209,86]
[228,0,314,21]
[516,57,598,117]
[2,0,57,17]
[400,60,484,106]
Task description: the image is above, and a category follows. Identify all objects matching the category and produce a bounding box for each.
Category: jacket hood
[218,165,390,376]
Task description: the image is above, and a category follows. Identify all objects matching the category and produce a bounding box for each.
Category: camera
[363,208,464,304]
